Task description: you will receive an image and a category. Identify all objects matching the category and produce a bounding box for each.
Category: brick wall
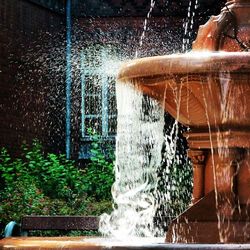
[70,16,184,158]
[0,0,224,157]
[0,0,64,154]
[71,8,223,158]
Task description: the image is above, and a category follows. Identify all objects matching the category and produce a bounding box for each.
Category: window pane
[108,76,117,115]
[85,95,102,115]
[108,76,116,96]
[85,74,102,93]
[108,94,117,114]
[107,76,117,135]
[85,117,102,135]
[81,45,119,139]
[108,116,117,135]
[85,49,102,68]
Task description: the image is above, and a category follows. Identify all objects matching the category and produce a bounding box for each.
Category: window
[80,45,118,155]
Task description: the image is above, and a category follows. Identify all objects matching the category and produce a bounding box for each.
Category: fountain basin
[118,51,250,243]
[2,237,250,249]
[118,52,250,129]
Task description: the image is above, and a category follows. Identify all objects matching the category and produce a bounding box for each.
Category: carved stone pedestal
[166,191,250,243]
[166,129,250,243]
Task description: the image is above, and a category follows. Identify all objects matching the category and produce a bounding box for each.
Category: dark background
[0,0,226,157]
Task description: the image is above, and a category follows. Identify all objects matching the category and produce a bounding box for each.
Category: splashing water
[182,0,199,52]
[135,0,156,58]
[99,82,165,238]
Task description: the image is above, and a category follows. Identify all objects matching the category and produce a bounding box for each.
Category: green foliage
[0,141,84,200]
[166,162,193,217]
[0,139,113,231]
[83,130,115,201]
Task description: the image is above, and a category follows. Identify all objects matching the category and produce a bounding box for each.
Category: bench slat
[21,216,99,231]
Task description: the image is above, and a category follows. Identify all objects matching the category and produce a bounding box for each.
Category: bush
[0,140,114,231]
[166,162,193,216]
[83,131,115,201]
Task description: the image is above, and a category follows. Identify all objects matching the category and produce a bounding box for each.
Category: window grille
[80,45,118,140]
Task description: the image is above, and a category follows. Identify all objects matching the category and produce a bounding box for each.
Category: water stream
[135,0,156,58]
[99,74,193,239]
[99,82,165,238]
[182,0,199,52]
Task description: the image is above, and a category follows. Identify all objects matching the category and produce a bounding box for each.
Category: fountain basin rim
[3,237,250,249]
[118,52,250,82]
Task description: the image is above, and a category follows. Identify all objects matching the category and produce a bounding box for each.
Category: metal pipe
[66,0,72,159]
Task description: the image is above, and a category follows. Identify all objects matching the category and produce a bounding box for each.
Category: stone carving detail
[188,150,207,204]
[188,150,206,166]
[193,0,250,51]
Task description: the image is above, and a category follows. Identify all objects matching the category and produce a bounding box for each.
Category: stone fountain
[118,0,250,244]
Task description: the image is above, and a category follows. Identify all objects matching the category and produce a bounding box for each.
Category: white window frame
[80,46,117,140]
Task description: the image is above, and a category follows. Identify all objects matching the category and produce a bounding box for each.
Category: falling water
[135,0,156,58]
[99,75,193,239]
[182,0,199,52]
[99,82,165,238]
[215,72,247,242]
[201,71,236,243]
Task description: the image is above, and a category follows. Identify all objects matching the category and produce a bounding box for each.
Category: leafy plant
[0,139,113,232]
[82,130,115,201]
[0,141,85,201]
[166,162,193,216]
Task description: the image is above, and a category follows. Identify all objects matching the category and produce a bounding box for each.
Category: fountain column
[215,148,241,218]
[188,150,206,204]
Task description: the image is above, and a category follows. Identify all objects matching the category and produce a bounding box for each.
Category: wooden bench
[4,216,99,237]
